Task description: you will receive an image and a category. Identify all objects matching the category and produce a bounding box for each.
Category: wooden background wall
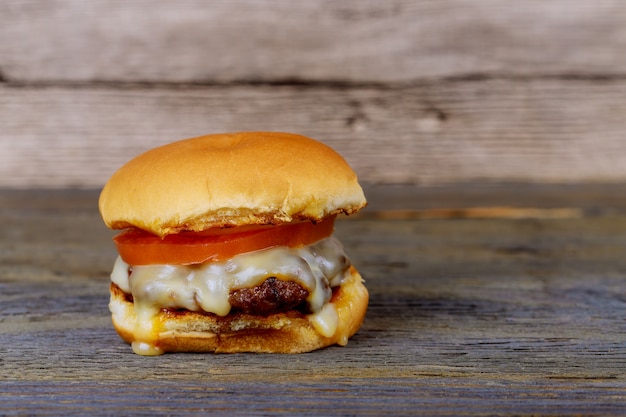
[2,0,626,189]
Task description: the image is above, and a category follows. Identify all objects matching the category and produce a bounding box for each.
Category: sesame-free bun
[109,266,368,354]
[99,132,366,236]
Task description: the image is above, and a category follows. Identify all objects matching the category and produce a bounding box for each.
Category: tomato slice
[113,216,336,266]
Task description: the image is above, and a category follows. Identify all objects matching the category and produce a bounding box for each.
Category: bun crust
[109,267,368,354]
[99,132,366,236]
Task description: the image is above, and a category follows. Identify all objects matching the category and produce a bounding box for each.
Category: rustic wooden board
[1,0,625,83]
[1,188,626,414]
[3,1,626,189]
[3,78,626,188]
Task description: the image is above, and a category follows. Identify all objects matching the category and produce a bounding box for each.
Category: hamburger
[98,131,368,355]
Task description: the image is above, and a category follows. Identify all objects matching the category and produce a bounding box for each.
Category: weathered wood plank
[6,182,626,215]
[1,189,626,415]
[1,0,625,83]
[2,79,626,188]
[1,379,625,416]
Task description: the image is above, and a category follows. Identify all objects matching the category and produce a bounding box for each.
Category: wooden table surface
[2,186,626,415]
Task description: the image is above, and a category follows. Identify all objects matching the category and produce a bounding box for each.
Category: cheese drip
[110,237,351,351]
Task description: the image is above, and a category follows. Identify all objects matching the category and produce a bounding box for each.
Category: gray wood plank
[2,78,626,188]
[1,0,625,83]
[1,189,626,414]
[1,379,625,416]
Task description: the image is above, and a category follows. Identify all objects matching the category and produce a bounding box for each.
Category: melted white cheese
[308,303,339,338]
[110,236,350,346]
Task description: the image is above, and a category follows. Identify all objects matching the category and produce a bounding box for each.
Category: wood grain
[3,78,626,188]
[2,1,626,188]
[1,0,625,83]
[2,188,626,414]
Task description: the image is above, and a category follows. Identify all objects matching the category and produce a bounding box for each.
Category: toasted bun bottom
[109,266,368,354]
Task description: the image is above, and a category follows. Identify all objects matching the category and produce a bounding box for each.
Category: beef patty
[229,277,309,316]
[117,277,310,316]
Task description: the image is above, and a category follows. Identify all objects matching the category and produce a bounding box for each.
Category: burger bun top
[99,132,366,236]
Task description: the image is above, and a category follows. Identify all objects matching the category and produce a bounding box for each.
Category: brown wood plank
[1,189,626,414]
[3,79,626,188]
[1,1,625,83]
